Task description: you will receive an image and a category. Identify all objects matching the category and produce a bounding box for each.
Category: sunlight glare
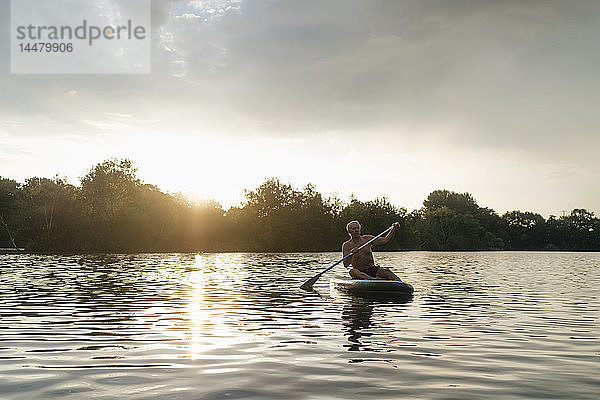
[186,253,254,358]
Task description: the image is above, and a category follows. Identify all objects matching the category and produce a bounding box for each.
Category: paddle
[300,224,395,291]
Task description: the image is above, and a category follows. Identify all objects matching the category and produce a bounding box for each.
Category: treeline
[1,158,598,252]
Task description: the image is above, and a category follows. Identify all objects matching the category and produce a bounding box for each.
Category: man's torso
[344,235,376,271]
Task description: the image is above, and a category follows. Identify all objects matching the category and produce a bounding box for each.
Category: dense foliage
[1,159,598,252]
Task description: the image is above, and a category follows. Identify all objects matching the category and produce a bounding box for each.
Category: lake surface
[0,252,599,399]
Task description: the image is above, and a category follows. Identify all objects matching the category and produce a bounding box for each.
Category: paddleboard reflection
[337,293,412,352]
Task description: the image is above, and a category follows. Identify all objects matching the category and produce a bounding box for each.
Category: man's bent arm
[342,243,352,267]
[373,222,399,245]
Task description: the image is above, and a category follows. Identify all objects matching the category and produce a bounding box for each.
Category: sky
[1,0,599,217]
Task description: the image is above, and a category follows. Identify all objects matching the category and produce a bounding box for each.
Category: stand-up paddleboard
[331,278,414,297]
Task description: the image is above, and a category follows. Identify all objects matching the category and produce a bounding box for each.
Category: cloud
[150,1,600,164]
[3,1,600,147]
[1,0,599,216]
[155,1,600,156]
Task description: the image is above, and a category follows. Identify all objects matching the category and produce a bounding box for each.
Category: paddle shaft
[300,224,394,290]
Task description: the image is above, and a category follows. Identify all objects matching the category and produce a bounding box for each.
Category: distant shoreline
[2,159,598,253]
[3,250,599,257]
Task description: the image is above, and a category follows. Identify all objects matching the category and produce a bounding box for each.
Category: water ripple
[0,252,599,399]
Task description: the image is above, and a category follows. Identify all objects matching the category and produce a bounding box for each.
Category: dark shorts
[362,265,379,278]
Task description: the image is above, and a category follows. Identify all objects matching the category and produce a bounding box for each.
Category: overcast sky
[1,0,599,216]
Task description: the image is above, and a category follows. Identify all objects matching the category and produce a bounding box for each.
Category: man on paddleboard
[342,220,402,280]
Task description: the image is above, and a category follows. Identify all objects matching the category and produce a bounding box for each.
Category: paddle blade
[300,273,321,291]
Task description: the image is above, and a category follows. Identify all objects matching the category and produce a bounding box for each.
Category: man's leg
[349,268,376,280]
[375,267,402,281]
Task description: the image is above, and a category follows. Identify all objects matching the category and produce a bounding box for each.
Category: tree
[417,206,481,250]
[240,178,299,251]
[338,196,408,250]
[182,198,226,251]
[547,209,600,251]
[115,183,182,251]
[418,190,485,250]
[1,160,597,252]
[423,190,478,214]
[233,178,339,251]
[502,211,546,250]
[294,184,338,250]
[0,177,21,247]
[78,158,142,250]
[476,207,507,250]
[80,158,140,227]
[22,176,65,236]
[19,176,84,250]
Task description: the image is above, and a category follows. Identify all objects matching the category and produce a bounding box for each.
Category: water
[0,252,599,399]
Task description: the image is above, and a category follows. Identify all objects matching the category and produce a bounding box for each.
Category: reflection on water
[339,297,413,353]
[0,252,599,399]
[342,300,375,351]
